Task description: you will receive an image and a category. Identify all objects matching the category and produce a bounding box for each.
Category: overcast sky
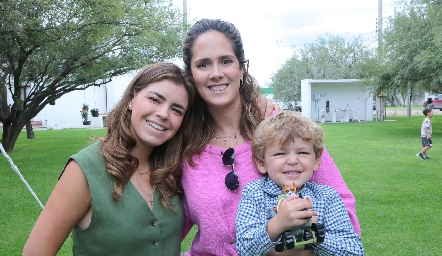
[172,0,397,87]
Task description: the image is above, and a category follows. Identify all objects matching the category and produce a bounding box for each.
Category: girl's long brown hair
[99,62,194,209]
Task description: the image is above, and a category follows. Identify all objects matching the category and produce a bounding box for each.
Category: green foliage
[0,0,183,151]
[301,35,374,79]
[270,55,306,103]
[272,0,442,107]
[14,98,24,106]
[80,103,89,121]
[271,34,375,103]
[379,0,442,93]
[2,114,442,255]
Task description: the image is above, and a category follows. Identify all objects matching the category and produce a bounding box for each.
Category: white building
[32,73,133,129]
[261,79,374,123]
[301,79,373,123]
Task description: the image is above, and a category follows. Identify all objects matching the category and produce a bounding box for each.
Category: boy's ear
[313,157,321,172]
[254,158,267,174]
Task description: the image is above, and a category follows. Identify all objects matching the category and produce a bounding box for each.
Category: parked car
[294,101,302,111]
[277,101,291,110]
[373,101,376,110]
[423,94,442,109]
[278,101,301,111]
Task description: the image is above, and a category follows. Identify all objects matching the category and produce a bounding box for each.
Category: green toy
[273,182,325,252]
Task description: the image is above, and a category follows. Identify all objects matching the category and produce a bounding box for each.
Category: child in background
[236,111,363,255]
[416,108,433,160]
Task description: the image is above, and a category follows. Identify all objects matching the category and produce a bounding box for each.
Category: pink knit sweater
[181,142,360,255]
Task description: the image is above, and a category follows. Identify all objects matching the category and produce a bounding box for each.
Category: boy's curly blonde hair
[252,111,324,167]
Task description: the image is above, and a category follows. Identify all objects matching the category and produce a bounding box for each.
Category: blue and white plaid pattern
[235,177,364,255]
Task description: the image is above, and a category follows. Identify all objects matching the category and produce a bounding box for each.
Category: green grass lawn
[1,114,441,255]
[323,115,442,255]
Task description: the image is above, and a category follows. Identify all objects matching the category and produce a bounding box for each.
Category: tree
[271,34,375,103]
[0,0,183,151]
[270,55,306,103]
[377,0,442,95]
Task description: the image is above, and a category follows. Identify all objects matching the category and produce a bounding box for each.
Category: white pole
[377,0,384,121]
[0,143,44,209]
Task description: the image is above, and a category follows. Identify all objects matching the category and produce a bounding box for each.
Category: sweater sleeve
[311,147,361,235]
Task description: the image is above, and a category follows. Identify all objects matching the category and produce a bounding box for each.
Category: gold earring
[239,79,244,91]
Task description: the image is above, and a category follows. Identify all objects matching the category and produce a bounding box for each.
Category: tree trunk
[26,121,35,139]
[407,87,412,117]
[2,119,26,152]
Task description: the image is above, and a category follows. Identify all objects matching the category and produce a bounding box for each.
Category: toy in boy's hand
[273,182,325,252]
[274,182,302,213]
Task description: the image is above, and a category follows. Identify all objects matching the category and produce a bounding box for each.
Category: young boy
[416,108,433,160]
[235,111,363,255]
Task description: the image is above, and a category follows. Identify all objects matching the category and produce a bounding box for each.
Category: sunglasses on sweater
[222,148,239,191]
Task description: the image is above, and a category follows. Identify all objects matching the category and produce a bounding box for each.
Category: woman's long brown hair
[99,62,194,210]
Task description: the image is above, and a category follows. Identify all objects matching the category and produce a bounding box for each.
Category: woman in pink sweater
[181,18,360,255]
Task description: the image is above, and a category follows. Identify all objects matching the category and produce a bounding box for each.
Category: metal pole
[377,0,384,121]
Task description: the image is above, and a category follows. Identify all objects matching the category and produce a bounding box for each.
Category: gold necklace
[133,174,155,207]
[214,131,238,147]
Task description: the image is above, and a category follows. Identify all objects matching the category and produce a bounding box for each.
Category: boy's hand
[278,196,317,230]
[267,196,317,240]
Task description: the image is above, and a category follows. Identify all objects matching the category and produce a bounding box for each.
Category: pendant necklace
[133,174,155,208]
[214,131,239,147]
[139,170,149,175]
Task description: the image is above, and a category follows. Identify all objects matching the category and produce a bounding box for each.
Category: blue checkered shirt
[235,177,364,255]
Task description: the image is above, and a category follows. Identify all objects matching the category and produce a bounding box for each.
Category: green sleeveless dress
[68,141,184,255]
